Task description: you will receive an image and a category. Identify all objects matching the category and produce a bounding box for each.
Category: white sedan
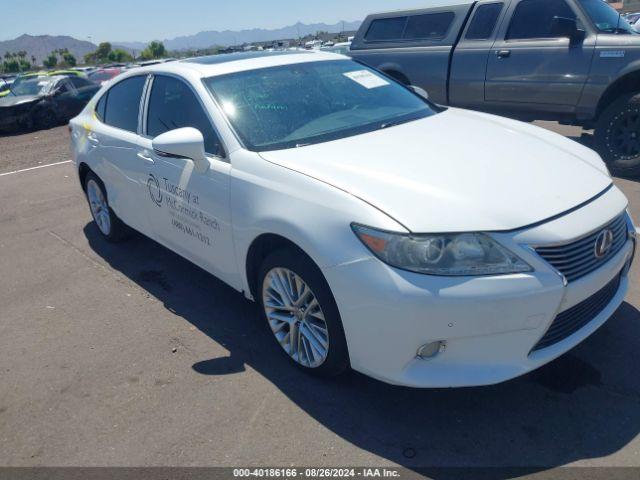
[70,51,635,387]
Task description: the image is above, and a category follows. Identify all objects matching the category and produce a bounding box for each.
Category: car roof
[132,50,349,79]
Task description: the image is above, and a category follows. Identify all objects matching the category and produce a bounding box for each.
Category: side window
[147,75,223,156]
[466,3,504,40]
[404,12,455,40]
[57,81,71,94]
[70,77,91,88]
[95,94,107,121]
[103,76,146,133]
[507,0,576,40]
[365,17,408,41]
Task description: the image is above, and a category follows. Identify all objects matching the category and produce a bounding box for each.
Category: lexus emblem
[594,229,614,259]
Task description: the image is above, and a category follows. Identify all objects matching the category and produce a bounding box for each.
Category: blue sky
[1,0,435,43]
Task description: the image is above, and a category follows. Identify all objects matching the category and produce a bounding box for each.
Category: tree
[43,52,58,69]
[61,52,77,67]
[85,42,112,65]
[139,41,166,60]
[107,49,133,63]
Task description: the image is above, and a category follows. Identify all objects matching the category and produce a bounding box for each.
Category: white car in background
[70,51,635,387]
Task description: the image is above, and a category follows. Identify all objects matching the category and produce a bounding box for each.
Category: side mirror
[152,127,209,173]
[407,85,429,101]
[551,16,585,44]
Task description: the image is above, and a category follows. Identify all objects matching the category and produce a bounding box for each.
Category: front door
[137,74,236,282]
[485,0,595,106]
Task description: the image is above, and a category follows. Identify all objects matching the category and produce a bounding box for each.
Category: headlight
[352,224,532,276]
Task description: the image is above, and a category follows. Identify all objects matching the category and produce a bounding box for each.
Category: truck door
[449,1,507,109]
[485,0,595,107]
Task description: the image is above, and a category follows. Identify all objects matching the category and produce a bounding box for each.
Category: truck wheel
[594,93,640,177]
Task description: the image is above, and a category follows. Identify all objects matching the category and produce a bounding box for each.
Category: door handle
[137,152,155,164]
[496,49,511,58]
[87,133,99,145]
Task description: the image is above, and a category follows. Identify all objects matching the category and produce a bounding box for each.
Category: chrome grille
[535,214,627,283]
[531,271,622,352]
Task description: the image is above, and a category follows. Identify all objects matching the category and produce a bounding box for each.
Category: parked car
[0,77,14,95]
[72,66,98,74]
[70,51,635,388]
[88,68,122,86]
[0,70,88,98]
[350,0,640,176]
[0,75,100,131]
[320,42,352,55]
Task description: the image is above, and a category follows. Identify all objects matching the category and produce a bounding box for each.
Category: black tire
[257,248,350,377]
[84,171,129,243]
[594,93,640,177]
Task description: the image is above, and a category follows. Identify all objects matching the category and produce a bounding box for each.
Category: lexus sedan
[69,51,635,387]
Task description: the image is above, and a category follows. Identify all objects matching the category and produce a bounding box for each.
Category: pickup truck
[350,0,640,176]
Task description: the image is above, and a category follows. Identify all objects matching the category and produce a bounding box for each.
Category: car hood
[0,94,40,108]
[259,108,612,233]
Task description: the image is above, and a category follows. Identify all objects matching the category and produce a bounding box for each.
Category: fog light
[417,341,446,360]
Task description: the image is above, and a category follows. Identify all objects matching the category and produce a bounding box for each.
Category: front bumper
[323,186,635,388]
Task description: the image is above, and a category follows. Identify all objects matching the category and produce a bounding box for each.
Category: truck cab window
[506,0,576,40]
[466,3,504,40]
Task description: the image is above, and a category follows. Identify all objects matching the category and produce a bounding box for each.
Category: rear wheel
[84,172,129,242]
[594,93,640,177]
[258,249,349,377]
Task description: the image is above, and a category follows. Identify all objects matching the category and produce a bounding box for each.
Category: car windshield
[579,0,637,34]
[204,60,436,151]
[10,77,54,96]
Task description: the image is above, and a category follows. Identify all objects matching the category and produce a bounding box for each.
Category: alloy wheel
[262,267,330,368]
[87,179,111,236]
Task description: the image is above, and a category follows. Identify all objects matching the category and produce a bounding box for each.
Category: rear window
[465,3,504,40]
[365,12,455,42]
[96,94,107,121]
[102,76,146,133]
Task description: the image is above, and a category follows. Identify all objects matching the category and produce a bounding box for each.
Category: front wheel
[258,249,349,377]
[594,93,640,177]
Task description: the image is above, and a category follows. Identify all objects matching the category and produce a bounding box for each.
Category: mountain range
[116,21,361,52]
[0,34,96,65]
[1,21,361,65]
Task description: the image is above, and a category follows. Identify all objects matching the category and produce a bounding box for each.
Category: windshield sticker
[344,70,390,89]
[600,51,625,58]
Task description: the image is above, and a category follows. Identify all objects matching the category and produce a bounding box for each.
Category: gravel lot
[1,124,640,473]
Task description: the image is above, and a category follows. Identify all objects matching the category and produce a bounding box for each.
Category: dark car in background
[0,75,100,132]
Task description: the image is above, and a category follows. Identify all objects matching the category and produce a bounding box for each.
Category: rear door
[86,75,151,234]
[137,74,236,281]
[485,0,595,107]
